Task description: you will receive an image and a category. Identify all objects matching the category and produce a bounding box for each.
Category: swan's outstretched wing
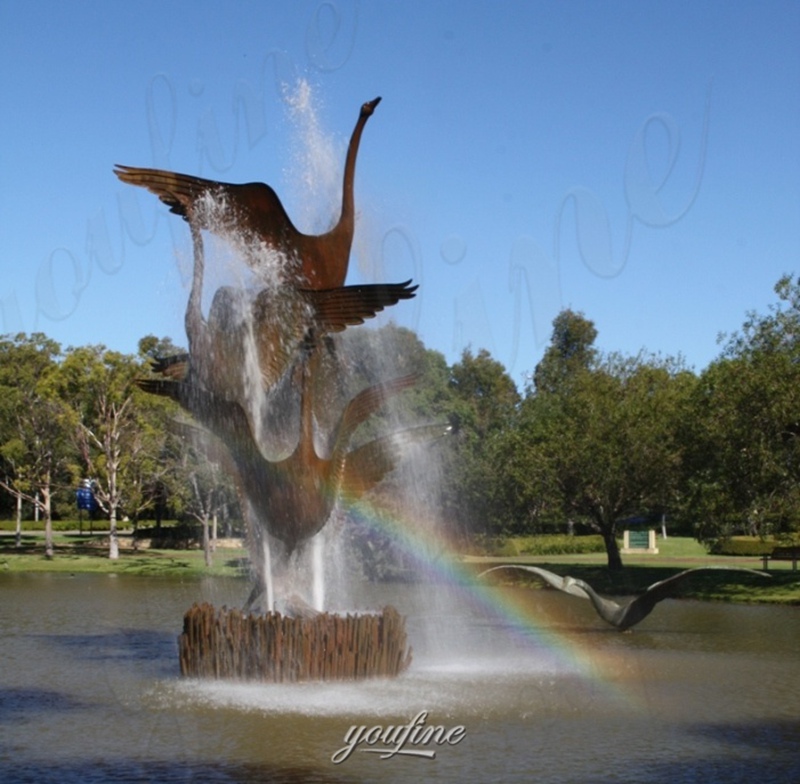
[153,279,418,398]
[340,423,451,500]
[135,377,183,402]
[136,379,259,457]
[602,566,770,630]
[479,564,770,632]
[248,280,418,356]
[332,374,419,448]
[478,565,592,600]
[641,566,770,603]
[114,165,296,241]
[304,281,418,333]
[117,95,382,290]
[150,354,189,380]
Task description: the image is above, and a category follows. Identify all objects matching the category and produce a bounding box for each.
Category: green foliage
[138,334,186,362]
[531,308,598,394]
[441,347,521,536]
[449,348,520,437]
[517,534,607,556]
[687,274,800,545]
[477,534,607,557]
[499,347,694,568]
[0,334,78,555]
[708,537,778,556]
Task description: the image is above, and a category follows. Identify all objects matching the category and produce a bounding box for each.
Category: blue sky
[1,0,798,387]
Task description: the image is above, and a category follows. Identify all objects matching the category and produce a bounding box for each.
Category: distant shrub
[494,538,522,557]
[0,518,111,532]
[519,534,607,556]
[472,534,608,557]
[134,522,202,549]
[709,537,779,556]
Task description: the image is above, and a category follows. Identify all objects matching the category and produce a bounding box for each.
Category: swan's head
[362,96,382,116]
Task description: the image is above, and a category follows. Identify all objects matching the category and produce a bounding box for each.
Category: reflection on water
[1,573,798,783]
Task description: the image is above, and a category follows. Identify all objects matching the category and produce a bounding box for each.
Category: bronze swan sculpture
[114,96,381,289]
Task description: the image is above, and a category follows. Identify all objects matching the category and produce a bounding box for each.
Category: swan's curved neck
[297,348,319,462]
[577,581,622,627]
[186,222,206,354]
[337,109,371,232]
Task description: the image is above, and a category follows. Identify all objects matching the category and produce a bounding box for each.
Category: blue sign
[76,485,98,512]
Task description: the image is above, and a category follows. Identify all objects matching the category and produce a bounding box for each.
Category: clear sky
[1,0,798,386]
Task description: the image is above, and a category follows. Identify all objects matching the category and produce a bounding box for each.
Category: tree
[167,427,236,567]
[687,275,800,543]
[138,334,185,363]
[335,323,460,549]
[336,322,454,423]
[0,334,75,557]
[521,323,693,568]
[532,309,598,394]
[450,348,520,437]
[56,345,152,559]
[444,348,521,536]
[488,394,563,536]
[721,273,800,359]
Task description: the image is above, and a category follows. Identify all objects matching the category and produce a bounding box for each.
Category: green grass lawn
[0,532,247,579]
[461,534,800,604]
[650,536,709,558]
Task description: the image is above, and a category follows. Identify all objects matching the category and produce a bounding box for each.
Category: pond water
[1,572,798,783]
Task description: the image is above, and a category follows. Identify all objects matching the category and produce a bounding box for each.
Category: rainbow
[345,497,644,708]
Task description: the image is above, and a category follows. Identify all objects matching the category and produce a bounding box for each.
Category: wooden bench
[762,546,799,570]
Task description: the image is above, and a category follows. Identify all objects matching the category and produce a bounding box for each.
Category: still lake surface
[1,572,798,783]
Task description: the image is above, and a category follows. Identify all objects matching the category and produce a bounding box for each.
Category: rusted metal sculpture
[140,362,447,611]
[123,202,414,423]
[140,362,445,558]
[132,209,415,395]
[114,97,381,289]
[176,222,415,408]
[121,94,439,679]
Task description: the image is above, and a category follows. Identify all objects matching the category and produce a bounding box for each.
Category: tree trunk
[42,486,54,559]
[602,528,623,570]
[202,515,212,568]
[155,483,163,531]
[108,508,119,560]
[15,493,22,548]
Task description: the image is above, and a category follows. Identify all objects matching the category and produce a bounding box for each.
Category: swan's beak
[362,96,382,116]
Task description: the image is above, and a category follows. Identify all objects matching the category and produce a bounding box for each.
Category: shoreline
[3,534,798,605]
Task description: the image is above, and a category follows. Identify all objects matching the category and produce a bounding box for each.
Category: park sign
[622,528,659,554]
[76,482,98,512]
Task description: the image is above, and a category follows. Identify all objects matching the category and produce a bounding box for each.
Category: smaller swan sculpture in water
[479,565,770,631]
[114,97,381,289]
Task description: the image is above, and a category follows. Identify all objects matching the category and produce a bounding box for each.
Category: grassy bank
[0,532,247,579]
[463,535,800,604]
[3,532,798,604]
